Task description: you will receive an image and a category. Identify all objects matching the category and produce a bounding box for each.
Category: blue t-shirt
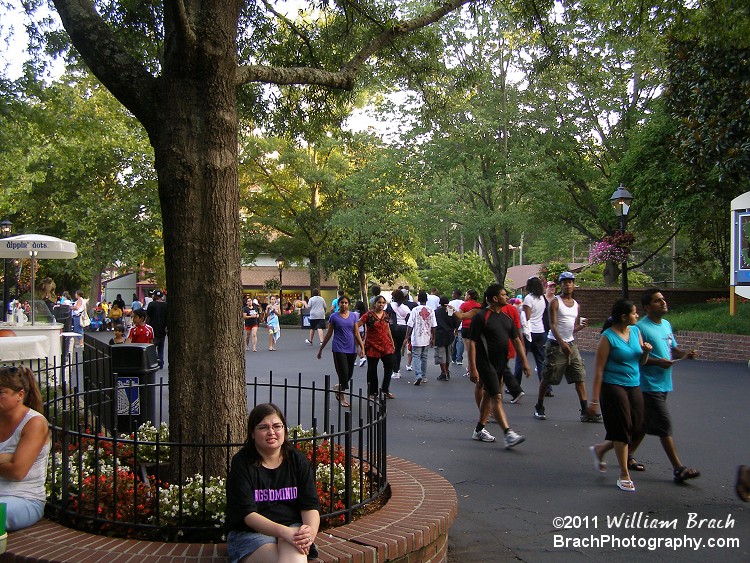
[601,326,642,387]
[637,317,677,393]
[328,312,357,353]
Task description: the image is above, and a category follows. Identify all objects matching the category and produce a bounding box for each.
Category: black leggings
[332,352,356,391]
[390,325,407,372]
[367,354,394,395]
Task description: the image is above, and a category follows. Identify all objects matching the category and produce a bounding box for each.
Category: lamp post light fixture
[275,254,285,303]
[1,218,12,322]
[609,185,634,299]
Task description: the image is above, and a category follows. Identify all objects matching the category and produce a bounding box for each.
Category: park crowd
[277,275,711,494]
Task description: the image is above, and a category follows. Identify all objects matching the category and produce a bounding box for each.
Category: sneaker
[305,339,312,345]
[406,365,413,371]
[391,371,401,379]
[510,391,525,404]
[451,360,457,365]
[463,370,470,378]
[414,378,423,386]
[545,388,555,397]
[534,405,546,420]
[456,361,463,365]
[580,410,603,423]
[504,429,526,449]
[357,357,366,367]
[472,428,496,442]
[437,373,448,381]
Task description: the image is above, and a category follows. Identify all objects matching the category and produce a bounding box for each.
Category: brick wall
[575,327,750,364]
[572,288,728,323]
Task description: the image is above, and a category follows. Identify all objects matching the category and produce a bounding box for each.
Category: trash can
[53,304,72,332]
[300,307,311,328]
[110,343,159,433]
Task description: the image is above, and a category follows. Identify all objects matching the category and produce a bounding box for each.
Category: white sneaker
[391,371,401,379]
[305,339,312,345]
[472,428,496,442]
[406,365,413,371]
[357,357,367,367]
[504,429,525,449]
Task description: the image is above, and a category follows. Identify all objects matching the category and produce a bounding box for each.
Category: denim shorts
[227,524,317,562]
[227,530,277,563]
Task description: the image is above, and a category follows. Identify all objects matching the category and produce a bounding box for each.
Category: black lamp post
[1,219,12,321]
[275,254,285,304]
[609,185,633,299]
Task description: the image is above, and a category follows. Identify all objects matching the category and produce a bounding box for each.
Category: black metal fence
[11,336,388,542]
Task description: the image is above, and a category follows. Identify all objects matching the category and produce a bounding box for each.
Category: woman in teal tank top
[589,300,652,492]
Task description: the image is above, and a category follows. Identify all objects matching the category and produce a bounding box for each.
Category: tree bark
[603,260,620,286]
[151,5,247,478]
[50,0,475,478]
[53,0,248,477]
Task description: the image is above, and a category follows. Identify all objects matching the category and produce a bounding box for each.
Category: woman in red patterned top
[356,296,396,399]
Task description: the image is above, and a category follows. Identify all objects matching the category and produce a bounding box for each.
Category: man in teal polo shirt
[629,288,700,484]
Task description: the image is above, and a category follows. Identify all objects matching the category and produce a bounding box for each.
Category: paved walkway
[92,328,750,562]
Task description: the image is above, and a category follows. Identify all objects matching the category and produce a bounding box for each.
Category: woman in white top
[388,290,411,379]
[0,366,50,531]
[71,289,86,346]
[515,277,548,385]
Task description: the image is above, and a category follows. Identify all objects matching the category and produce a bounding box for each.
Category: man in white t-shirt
[426,287,441,310]
[306,288,327,345]
[405,291,437,386]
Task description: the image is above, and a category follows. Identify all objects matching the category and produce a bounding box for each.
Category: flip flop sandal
[589,445,607,473]
[627,457,646,471]
[617,479,636,492]
[674,466,700,483]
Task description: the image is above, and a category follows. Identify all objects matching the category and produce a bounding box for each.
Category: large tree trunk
[50,0,474,479]
[147,6,246,478]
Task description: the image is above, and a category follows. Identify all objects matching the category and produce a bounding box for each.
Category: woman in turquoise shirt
[588,299,652,492]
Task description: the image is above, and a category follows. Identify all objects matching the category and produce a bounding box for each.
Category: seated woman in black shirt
[226,403,320,562]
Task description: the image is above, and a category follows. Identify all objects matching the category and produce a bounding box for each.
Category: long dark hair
[243,403,294,465]
[601,299,635,333]
[0,366,44,413]
[526,276,544,298]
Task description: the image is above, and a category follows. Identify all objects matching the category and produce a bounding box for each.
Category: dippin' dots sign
[4,241,48,251]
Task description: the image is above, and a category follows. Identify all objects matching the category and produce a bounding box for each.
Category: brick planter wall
[575,328,750,363]
[572,288,728,323]
[1,455,456,563]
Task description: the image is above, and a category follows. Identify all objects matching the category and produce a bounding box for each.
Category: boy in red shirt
[127,309,154,344]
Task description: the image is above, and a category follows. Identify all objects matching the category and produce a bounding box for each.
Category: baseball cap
[558,271,576,281]
[546,281,556,287]
[154,290,164,298]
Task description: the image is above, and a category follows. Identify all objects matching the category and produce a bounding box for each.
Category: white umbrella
[0,234,78,324]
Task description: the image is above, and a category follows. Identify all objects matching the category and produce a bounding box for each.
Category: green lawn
[666,300,750,335]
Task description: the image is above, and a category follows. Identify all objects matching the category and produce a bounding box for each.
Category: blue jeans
[451,335,464,363]
[0,496,45,531]
[412,346,429,380]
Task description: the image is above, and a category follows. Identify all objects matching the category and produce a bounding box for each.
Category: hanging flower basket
[588,232,635,265]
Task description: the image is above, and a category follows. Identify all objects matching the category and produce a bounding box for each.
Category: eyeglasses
[256,423,284,432]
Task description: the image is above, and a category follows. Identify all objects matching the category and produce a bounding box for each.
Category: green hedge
[279,312,300,325]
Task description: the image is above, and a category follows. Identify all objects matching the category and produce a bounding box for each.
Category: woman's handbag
[80,307,91,328]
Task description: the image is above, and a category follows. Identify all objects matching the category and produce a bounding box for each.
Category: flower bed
[47,422,375,541]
